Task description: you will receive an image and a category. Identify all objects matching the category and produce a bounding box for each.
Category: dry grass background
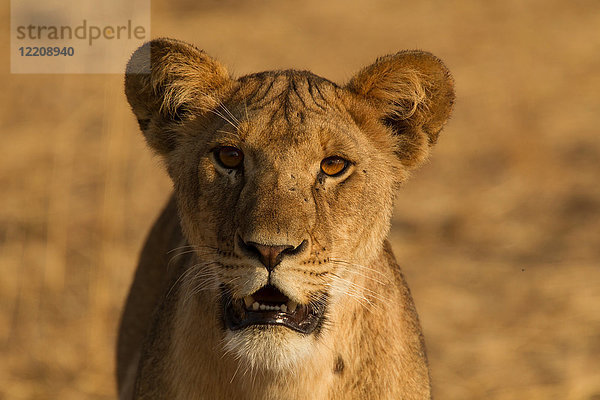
[1,0,599,399]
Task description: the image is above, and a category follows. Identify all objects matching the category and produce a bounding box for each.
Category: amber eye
[216,146,244,169]
[320,156,349,176]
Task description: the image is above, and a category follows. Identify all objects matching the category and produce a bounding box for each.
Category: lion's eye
[216,146,244,169]
[320,156,349,176]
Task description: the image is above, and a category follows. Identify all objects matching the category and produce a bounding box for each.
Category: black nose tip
[238,237,307,271]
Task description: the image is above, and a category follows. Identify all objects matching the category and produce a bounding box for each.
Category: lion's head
[125,38,454,371]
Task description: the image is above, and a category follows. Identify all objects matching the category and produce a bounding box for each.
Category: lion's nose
[239,238,307,272]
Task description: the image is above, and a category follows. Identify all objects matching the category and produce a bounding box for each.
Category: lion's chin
[223,326,314,372]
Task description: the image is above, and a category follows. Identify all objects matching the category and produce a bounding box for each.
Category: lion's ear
[125,38,231,155]
[347,51,455,169]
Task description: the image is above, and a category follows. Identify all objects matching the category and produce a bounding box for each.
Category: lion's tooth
[244,296,254,308]
[287,300,298,313]
[281,304,288,312]
[252,302,259,311]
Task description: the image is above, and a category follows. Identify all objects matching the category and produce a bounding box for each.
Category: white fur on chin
[223,325,314,372]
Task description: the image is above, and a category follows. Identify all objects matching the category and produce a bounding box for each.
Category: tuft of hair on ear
[347,50,455,169]
[125,38,232,155]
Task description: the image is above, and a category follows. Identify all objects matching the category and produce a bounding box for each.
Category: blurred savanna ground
[1,0,599,399]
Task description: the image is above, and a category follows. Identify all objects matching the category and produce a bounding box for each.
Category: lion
[117,38,454,400]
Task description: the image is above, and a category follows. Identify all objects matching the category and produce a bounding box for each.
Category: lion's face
[125,39,454,371]
[175,75,400,369]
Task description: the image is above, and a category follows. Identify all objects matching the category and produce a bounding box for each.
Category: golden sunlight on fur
[117,38,453,400]
[3,3,599,399]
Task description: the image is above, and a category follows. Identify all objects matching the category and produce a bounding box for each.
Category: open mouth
[222,285,326,334]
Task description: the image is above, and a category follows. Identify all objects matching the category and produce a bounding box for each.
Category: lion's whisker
[328,258,390,280]
[167,261,219,300]
[327,274,390,306]
[218,101,241,127]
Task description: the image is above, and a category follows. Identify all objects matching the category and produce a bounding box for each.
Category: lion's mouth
[222,285,326,334]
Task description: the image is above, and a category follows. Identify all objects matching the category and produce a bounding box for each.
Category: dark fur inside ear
[125,38,231,155]
[347,51,455,169]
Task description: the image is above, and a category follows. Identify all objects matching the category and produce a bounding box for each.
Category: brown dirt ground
[1,0,599,399]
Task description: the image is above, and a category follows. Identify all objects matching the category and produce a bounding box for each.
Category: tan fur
[118,38,454,400]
